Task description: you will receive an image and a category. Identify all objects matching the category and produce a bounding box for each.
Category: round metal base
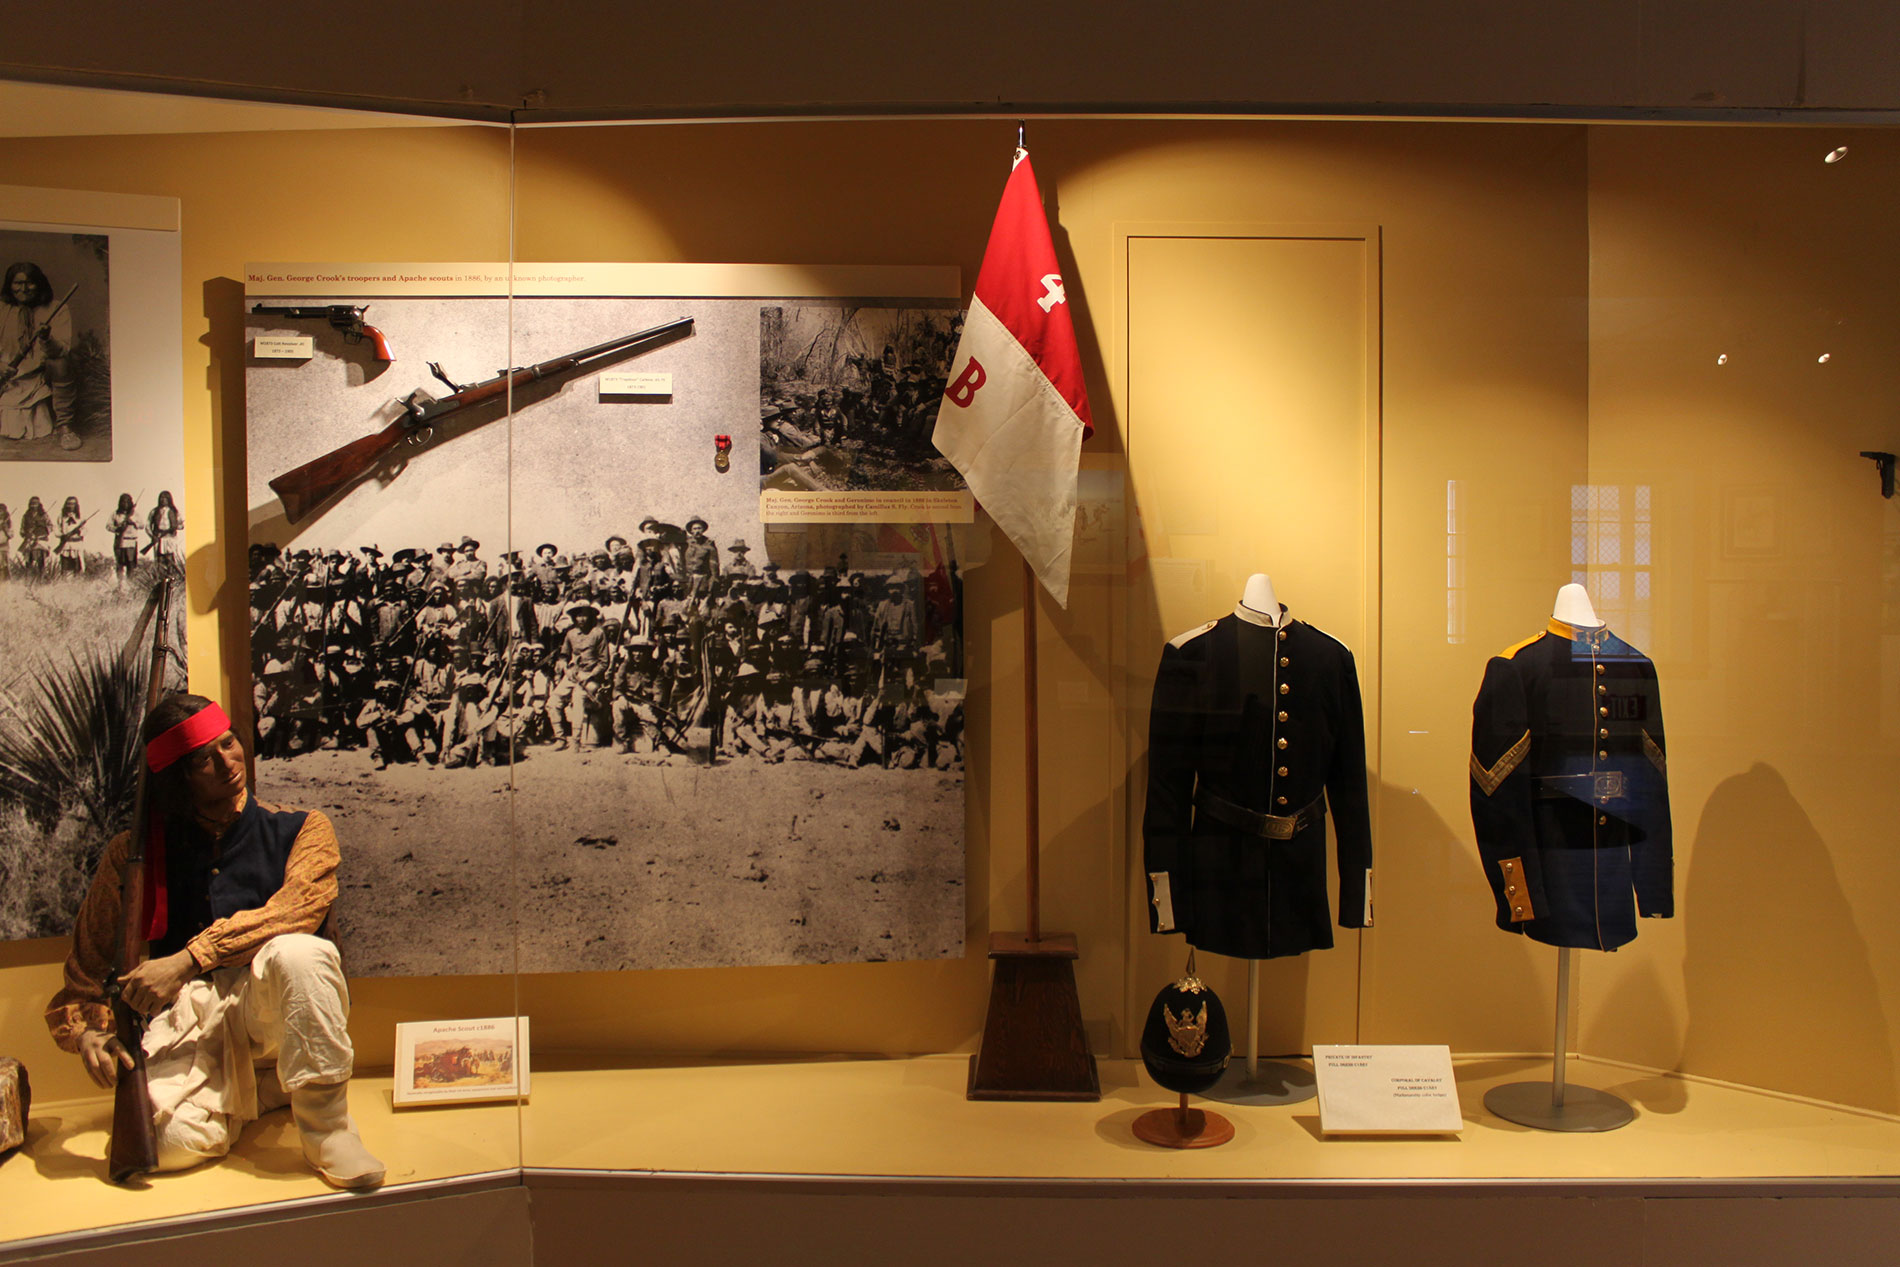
[1485,1080,1635,1132]
[1201,1059,1317,1107]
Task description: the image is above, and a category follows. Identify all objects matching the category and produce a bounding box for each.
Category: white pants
[141,934,355,1171]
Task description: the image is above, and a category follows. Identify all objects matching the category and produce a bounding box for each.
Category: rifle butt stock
[106,1002,158,1183]
[269,419,410,524]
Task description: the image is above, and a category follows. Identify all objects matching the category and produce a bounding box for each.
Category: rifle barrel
[106,574,172,1183]
[524,316,694,376]
[1,283,81,380]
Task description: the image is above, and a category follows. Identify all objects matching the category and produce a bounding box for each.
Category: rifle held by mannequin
[105,575,174,1183]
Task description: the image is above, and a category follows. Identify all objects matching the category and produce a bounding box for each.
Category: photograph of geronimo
[0,229,112,462]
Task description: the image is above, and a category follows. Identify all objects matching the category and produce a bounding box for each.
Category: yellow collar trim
[1547,616,1606,642]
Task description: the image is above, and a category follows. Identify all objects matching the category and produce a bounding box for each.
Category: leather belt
[1535,771,1627,802]
[1194,789,1326,840]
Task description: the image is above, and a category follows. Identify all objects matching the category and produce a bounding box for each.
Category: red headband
[145,703,233,772]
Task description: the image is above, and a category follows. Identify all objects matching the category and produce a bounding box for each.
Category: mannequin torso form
[1551,582,1602,629]
[1240,574,1281,626]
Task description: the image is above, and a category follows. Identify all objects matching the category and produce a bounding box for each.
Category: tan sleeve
[183,809,339,972]
[43,831,132,1054]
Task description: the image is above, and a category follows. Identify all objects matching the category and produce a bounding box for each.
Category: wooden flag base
[1132,1093,1235,1149]
[966,931,1101,1101]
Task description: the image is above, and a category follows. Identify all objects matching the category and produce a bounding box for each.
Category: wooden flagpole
[1023,559,1041,943]
[965,554,1098,1100]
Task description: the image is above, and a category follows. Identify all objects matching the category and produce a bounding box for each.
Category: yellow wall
[1583,125,1900,1111]
[0,116,1892,1123]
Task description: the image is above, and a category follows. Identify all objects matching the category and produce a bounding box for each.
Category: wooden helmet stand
[1133,1092,1235,1149]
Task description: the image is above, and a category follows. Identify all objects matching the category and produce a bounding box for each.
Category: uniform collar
[1234,601,1289,629]
[1547,616,1608,643]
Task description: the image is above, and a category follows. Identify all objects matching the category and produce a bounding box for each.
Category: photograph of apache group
[1,489,182,582]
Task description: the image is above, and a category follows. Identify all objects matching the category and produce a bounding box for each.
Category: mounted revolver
[251,304,396,362]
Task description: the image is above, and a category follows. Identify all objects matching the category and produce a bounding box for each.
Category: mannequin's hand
[78,1030,134,1089]
[120,950,198,1015]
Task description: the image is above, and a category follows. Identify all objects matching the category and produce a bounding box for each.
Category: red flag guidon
[933,148,1093,608]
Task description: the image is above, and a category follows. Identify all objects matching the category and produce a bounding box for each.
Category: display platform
[519,1054,1900,1180]
[7,1053,1899,1251]
[0,1078,516,1248]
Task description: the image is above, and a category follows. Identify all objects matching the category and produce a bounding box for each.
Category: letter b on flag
[946,357,987,408]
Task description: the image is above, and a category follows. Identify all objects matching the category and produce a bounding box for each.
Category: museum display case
[1,84,1898,1261]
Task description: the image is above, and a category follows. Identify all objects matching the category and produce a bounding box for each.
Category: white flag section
[933,295,1088,606]
[933,150,1093,608]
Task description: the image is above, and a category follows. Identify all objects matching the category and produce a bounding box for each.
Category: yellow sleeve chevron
[1470,730,1531,796]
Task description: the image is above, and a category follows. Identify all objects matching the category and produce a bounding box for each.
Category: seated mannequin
[44,693,385,1188]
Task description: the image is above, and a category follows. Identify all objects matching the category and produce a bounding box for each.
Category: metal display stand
[1483,947,1635,1132]
[1202,959,1317,1107]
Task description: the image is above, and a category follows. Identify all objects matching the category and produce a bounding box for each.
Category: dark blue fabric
[151,798,310,958]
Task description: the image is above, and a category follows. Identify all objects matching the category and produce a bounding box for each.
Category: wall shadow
[1678,762,1894,1111]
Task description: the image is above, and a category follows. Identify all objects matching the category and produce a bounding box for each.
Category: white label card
[253,335,313,359]
[600,371,672,396]
[1312,1044,1463,1135]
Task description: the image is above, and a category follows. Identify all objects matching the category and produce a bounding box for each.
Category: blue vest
[151,797,311,959]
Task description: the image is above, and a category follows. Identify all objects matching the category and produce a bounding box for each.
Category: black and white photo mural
[244,263,972,977]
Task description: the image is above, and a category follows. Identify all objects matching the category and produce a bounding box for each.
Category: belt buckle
[1263,814,1296,841]
[1593,770,1626,801]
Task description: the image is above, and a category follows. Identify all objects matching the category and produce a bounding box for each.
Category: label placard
[599,371,672,397]
[1313,1044,1463,1135]
[253,335,314,359]
[760,489,974,525]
